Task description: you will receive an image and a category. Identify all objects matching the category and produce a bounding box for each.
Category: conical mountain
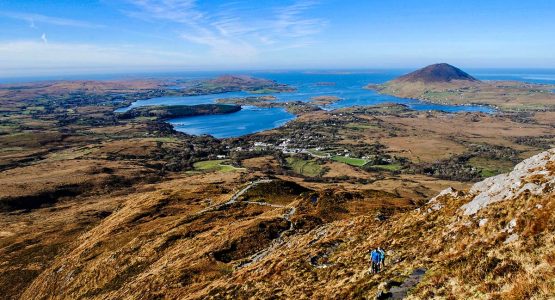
[393,63,479,83]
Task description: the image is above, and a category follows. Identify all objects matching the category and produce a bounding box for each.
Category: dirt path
[185,178,299,269]
[224,179,274,206]
[194,179,274,215]
[235,193,298,268]
[378,268,427,299]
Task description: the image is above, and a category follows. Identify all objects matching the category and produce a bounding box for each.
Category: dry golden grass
[322,161,370,178]
[374,80,555,111]
[2,76,555,299]
[0,159,146,200]
[380,112,552,144]
[533,111,555,126]
[2,154,553,299]
[241,155,281,172]
[381,136,467,163]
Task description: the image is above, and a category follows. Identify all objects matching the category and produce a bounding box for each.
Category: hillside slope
[16,149,555,299]
[368,64,555,111]
[196,148,555,299]
[392,63,479,84]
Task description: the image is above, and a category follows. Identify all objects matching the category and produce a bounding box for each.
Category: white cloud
[0,11,106,29]
[274,0,327,38]
[0,41,199,77]
[125,0,202,24]
[125,0,326,59]
[0,1,327,76]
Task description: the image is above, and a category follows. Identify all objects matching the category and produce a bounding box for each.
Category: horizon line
[3,66,555,80]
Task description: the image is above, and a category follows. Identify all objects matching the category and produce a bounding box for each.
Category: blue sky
[1,0,554,76]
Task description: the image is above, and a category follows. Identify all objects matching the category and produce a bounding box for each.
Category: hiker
[370,248,382,274]
[377,247,386,270]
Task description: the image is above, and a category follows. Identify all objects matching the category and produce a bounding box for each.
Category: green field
[193,160,243,173]
[286,157,324,177]
[0,146,24,153]
[468,157,514,178]
[135,116,158,121]
[331,156,369,167]
[423,91,454,100]
[370,163,403,171]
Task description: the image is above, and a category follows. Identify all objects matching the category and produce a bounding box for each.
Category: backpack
[378,249,385,262]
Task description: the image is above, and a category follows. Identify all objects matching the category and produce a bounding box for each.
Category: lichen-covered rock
[426,187,460,212]
[461,149,555,215]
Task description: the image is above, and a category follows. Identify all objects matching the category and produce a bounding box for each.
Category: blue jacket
[371,250,381,263]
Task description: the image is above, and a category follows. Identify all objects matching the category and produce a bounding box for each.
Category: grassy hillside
[2,77,555,299]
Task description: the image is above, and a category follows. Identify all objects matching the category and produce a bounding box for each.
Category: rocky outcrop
[461,148,555,215]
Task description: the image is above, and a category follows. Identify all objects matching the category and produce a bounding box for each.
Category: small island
[117,104,242,120]
[310,95,342,106]
[216,96,321,115]
[217,96,277,105]
[201,75,295,94]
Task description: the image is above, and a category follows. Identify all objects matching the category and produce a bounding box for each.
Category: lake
[168,106,294,138]
[117,71,497,137]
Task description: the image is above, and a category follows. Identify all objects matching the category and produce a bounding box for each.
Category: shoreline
[166,105,297,139]
[365,80,555,112]
[367,86,498,113]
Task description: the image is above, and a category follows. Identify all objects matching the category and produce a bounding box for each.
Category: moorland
[1,65,555,299]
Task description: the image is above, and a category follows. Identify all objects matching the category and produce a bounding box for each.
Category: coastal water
[5,69,553,138]
[114,92,247,113]
[168,106,294,138]
[469,69,555,85]
[118,71,497,137]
